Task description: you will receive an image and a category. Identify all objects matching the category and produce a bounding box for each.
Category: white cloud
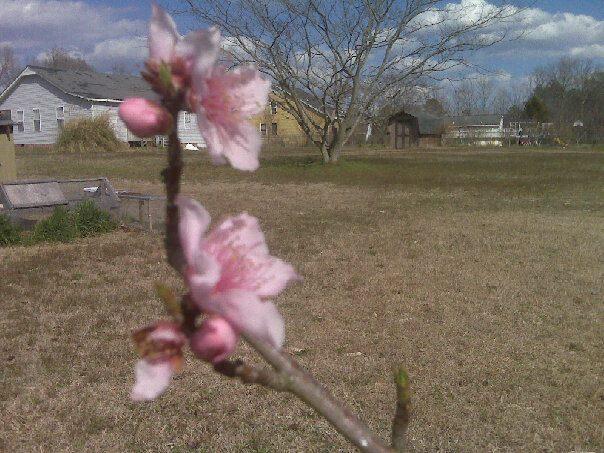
[0,0,147,71]
[569,44,604,60]
[88,37,148,68]
[408,1,604,63]
[482,7,604,60]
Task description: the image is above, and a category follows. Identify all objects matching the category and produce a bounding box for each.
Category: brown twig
[391,367,411,452]
[214,359,290,391]
[242,332,394,453]
[162,98,186,274]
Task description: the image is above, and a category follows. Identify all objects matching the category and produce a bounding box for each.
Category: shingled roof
[9,66,156,102]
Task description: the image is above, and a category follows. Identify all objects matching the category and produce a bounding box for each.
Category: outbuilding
[387,110,444,149]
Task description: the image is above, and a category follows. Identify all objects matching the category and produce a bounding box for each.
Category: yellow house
[252,93,324,147]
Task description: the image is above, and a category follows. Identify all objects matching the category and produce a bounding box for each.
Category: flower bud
[118,98,172,137]
[190,316,238,364]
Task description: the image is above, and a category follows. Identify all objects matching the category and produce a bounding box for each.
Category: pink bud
[190,316,239,364]
[118,98,172,137]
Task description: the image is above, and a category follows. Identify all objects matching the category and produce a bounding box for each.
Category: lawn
[1,147,603,451]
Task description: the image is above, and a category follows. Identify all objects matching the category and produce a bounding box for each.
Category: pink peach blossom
[147,4,270,171]
[118,98,172,137]
[148,3,220,86]
[190,316,239,364]
[131,321,186,401]
[177,196,299,349]
[191,65,271,171]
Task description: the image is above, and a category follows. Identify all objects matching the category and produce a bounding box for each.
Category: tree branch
[162,100,186,274]
[242,332,394,453]
[214,359,290,391]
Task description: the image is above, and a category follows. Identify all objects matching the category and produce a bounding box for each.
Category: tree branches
[180,0,522,161]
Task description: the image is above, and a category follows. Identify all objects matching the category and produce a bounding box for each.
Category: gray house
[0,65,206,147]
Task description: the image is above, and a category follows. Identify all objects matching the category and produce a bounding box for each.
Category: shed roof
[390,109,445,135]
[416,114,445,135]
[27,66,155,101]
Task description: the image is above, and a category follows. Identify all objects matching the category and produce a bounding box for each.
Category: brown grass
[1,148,603,451]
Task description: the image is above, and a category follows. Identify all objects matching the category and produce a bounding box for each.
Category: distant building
[0,65,206,147]
[442,114,506,146]
[253,90,326,147]
[387,111,444,148]
[385,111,516,148]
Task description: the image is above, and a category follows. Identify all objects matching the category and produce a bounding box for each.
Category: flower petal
[204,290,285,348]
[177,27,221,79]
[224,65,272,117]
[176,196,211,266]
[149,3,180,63]
[203,213,300,297]
[131,360,174,401]
[196,113,261,171]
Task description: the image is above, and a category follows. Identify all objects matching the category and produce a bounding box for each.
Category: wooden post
[0,126,17,183]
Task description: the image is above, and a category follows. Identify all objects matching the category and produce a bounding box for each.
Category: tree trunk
[320,142,331,163]
[327,122,354,163]
[328,143,343,162]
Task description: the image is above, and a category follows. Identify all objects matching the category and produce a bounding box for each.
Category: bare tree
[528,57,601,142]
[475,77,495,114]
[449,79,479,115]
[490,79,530,115]
[531,56,594,91]
[181,0,522,162]
[35,48,94,72]
[0,45,19,90]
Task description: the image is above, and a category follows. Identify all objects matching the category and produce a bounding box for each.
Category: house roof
[272,85,328,117]
[29,65,155,101]
[1,66,156,103]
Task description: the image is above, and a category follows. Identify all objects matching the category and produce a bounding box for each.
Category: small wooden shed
[387,112,419,149]
[387,110,445,149]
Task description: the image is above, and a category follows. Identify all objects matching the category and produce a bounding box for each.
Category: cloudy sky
[1,0,602,81]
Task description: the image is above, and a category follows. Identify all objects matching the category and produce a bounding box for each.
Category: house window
[260,123,267,136]
[271,122,278,135]
[15,110,24,133]
[33,109,41,132]
[56,106,65,130]
[270,101,277,115]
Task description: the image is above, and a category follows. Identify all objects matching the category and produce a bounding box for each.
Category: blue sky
[1,0,602,83]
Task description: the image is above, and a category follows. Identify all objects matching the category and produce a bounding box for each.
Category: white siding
[0,74,91,145]
[91,103,129,142]
[177,111,206,147]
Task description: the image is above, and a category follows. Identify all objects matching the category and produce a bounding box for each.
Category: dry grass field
[2,147,603,452]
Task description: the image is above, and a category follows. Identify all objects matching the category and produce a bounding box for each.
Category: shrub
[0,214,22,246]
[31,207,77,243]
[72,200,117,237]
[55,115,126,153]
